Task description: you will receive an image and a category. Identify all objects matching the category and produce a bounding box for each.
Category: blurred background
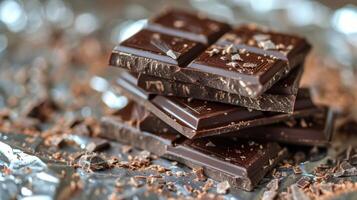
[0,1,356,199]
[0,0,356,120]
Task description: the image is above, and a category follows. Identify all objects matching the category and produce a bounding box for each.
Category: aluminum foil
[0,0,357,199]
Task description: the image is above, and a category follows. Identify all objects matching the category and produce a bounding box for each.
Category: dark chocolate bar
[100,102,287,191]
[138,66,303,113]
[115,72,322,139]
[131,99,334,146]
[186,25,310,97]
[109,9,311,98]
[151,95,262,130]
[146,8,231,45]
[223,109,335,146]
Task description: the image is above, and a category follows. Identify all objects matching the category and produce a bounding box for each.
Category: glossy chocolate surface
[115,72,322,139]
[188,25,310,84]
[167,138,285,191]
[180,137,275,171]
[152,96,262,130]
[147,8,231,44]
[138,66,303,113]
[114,29,205,66]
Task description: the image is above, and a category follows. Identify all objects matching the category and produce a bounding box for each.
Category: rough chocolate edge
[138,74,301,113]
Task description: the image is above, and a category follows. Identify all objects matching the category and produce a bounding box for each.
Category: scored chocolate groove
[117,29,205,67]
[146,8,231,45]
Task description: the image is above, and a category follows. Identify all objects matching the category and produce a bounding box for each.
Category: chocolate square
[147,8,231,44]
[112,29,205,66]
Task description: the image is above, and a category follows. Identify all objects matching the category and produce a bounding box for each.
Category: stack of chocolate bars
[102,9,335,191]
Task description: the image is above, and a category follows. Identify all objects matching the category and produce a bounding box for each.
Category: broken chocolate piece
[24,98,58,122]
[192,167,206,181]
[77,153,109,172]
[85,140,110,152]
[296,176,311,189]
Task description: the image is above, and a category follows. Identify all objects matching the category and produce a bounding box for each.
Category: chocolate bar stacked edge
[137,66,304,113]
[115,72,323,139]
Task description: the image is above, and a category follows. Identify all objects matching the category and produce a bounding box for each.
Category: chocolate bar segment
[110,11,311,98]
[187,25,310,97]
[142,109,334,149]
[147,8,231,45]
[137,100,334,147]
[115,72,322,139]
[100,103,286,191]
[166,138,285,191]
[138,66,303,113]
[228,109,335,146]
[112,29,205,67]
[216,25,309,65]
